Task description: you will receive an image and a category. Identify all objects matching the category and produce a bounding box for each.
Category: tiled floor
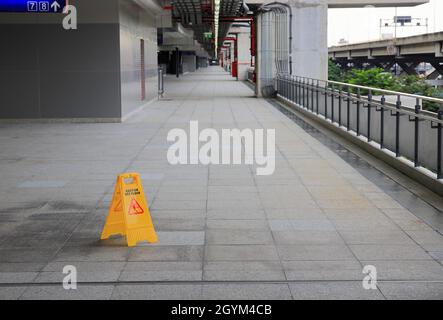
[0,67,442,300]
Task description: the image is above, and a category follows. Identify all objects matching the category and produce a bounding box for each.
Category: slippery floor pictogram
[128,198,144,215]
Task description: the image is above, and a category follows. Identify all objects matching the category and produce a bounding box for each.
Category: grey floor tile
[129,245,203,261]
[0,249,56,263]
[20,285,114,300]
[0,262,46,272]
[349,244,433,260]
[18,180,69,188]
[206,219,269,230]
[273,231,344,245]
[206,229,274,245]
[205,245,279,261]
[0,272,38,284]
[148,231,205,246]
[207,209,266,220]
[361,260,443,281]
[120,261,203,281]
[111,284,202,300]
[378,282,443,300]
[289,281,385,300]
[0,286,27,300]
[339,230,416,245]
[34,270,122,283]
[53,246,130,262]
[277,245,355,261]
[153,218,206,231]
[283,260,363,281]
[202,283,292,300]
[203,261,285,281]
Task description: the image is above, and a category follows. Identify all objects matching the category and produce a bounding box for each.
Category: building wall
[119,0,159,117]
[0,0,122,120]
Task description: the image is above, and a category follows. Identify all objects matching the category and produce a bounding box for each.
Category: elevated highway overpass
[329,32,443,81]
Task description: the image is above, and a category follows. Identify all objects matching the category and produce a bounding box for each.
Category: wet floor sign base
[101,172,158,247]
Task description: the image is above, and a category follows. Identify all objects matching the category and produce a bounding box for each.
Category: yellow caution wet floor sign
[101,173,158,247]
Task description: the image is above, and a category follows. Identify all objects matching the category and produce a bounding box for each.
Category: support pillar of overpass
[290,0,328,81]
[429,62,443,79]
[236,31,252,81]
[398,61,419,76]
[256,0,328,97]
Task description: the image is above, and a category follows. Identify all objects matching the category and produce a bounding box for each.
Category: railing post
[284,75,287,98]
[356,88,361,136]
[367,90,372,142]
[298,77,301,105]
[412,100,421,167]
[438,110,442,179]
[395,95,401,157]
[295,76,298,103]
[311,79,315,112]
[431,110,442,179]
[347,87,351,131]
[285,75,289,100]
[380,95,385,149]
[316,80,319,115]
[331,83,335,123]
[306,78,310,109]
[324,82,328,119]
[338,85,342,127]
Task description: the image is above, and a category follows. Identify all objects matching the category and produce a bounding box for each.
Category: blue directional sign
[0,0,67,13]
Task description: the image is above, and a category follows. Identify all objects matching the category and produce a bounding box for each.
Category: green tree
[345,68,400,94]
[396,75,442,113]
[327,65,442,112]
[328,60,344,82]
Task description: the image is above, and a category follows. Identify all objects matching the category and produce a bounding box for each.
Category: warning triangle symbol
[128,198,144,215]
[114,200,122,211]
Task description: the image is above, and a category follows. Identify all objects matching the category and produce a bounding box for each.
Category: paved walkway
[0,67,442,300]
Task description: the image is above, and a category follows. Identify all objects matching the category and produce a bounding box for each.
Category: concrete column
[237,31,252,81]
[290,0,328,80]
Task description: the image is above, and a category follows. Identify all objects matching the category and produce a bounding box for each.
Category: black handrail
[275,74,443,180]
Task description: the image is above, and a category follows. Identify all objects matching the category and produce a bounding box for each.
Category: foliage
[328,60,443,113]
[345,68,400,95]
[328,60,343,82]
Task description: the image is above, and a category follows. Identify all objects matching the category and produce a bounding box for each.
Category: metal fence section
[275,74,443,179]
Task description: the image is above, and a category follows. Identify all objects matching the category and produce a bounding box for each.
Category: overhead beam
[327,0,429,8]
[245,0,428,8]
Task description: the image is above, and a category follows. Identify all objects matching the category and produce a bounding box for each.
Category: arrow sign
[51,1,60,12]
[0,0,67,13]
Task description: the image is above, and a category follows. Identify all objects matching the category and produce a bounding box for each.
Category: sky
[328,0,443,46]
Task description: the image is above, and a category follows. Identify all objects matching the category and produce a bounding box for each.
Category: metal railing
[158,67,165,98]
[276,74,443,179]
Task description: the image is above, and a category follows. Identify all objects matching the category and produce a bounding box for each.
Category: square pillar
[290,0,328,80]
